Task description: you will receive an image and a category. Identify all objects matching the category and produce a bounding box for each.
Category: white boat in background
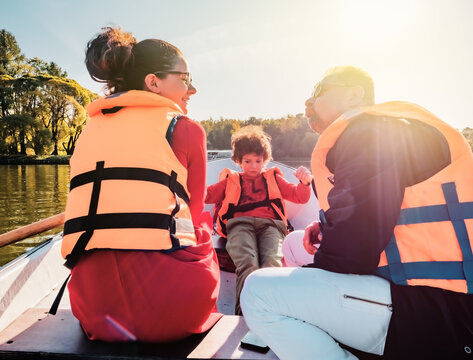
[0,158,320,359]
[207,150,232,161]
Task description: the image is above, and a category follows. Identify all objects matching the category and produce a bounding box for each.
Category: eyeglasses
[311,81,354,99]
[153,71,192,86]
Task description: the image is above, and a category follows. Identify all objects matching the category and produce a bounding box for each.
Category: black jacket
[309,114,473,359]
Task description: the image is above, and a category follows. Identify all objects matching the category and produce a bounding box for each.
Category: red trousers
[68,221,222,342]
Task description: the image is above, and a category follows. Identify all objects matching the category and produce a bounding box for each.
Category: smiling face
[239,153,265,178]
[151,56,196,114]
[304,83,355,134]
[304,67,375,134]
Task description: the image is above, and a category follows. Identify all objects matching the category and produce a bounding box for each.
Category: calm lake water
[0,165,69,267]
[0,159,310,267]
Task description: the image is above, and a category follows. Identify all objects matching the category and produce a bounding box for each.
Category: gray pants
[225,216,287,315]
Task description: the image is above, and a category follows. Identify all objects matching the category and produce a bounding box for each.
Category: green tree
[205,118,241,150]
[61,96,87,155]
[462,127,473,151]
[0,29,24,76]
[0,114,34,154]
[244,116,262,126]
[27,57,67,77]
[39,76,95,155]
[202,113,318,160]
[0,30,97,155]
[28,127,51,155]
[0,29,25,117]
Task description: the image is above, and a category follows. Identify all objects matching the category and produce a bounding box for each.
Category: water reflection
[0,165,69,266]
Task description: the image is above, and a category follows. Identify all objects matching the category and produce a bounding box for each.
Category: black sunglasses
[153,71,192,86]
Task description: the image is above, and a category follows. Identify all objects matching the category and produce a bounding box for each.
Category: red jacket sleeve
[171,116,207,224]
[275,174,311,204]
[204,178,227,204]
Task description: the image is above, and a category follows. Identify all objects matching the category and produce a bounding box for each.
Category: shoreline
[0,155,70,165]
[0,155,310,166]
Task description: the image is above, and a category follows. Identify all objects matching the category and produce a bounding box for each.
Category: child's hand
[294,166,313,186]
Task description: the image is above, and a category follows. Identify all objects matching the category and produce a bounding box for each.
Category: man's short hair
[321,66,375,105]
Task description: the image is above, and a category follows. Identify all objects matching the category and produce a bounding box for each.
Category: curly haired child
[205,125,312,314]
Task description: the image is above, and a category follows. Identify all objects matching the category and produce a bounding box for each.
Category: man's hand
[302,221,322,255]
[294,166,313,186]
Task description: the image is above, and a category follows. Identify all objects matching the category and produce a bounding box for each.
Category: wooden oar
[0,212,65,248]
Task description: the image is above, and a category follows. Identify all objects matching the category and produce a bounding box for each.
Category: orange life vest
[216,167,287,237]
[312,101,473,294]
[61,90,197,267]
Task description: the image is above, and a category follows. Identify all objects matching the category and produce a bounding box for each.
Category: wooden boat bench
[0,309,279,359]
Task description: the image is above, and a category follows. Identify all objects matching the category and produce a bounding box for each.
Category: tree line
[1,29,471,158]
[0,29,97,155]
[202,115,319,160]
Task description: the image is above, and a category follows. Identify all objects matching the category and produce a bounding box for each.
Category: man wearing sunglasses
[241,66,473,359]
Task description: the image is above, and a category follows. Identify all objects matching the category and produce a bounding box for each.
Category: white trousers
[281,230,316,267]
[240,266,393,360]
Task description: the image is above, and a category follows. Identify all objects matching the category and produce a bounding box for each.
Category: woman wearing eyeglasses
[61,26,221,342]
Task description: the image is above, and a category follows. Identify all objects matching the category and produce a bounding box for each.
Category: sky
[1,0,472,130]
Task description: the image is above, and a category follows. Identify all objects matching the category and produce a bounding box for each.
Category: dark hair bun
[85,26,137,94]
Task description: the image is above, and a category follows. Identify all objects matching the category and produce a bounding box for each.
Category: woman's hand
[294,166,313,186]
[302,221,322,255]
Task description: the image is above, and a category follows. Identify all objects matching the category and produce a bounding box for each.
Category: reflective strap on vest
[443,182,473,292]
[168,170,181,248]
[377,234,408,285]
[376,261,469,280]
[376,182,473,292]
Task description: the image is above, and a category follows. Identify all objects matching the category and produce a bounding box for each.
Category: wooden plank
[0,309,206,359]
[188,316,278,359]
[0,310,278,359]
[0,308,48,345]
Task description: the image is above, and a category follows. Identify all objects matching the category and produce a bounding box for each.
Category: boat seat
[0,309,279,359]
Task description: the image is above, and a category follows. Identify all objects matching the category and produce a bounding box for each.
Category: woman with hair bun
[61,26,221,342]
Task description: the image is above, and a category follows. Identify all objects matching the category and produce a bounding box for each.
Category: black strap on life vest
[52,162,108,312]
[267,170,286,220]
[48,273,71,315]
[168,170,181,248]
[222,199,270,220]
[63,213,175,234]
[64,161,187,269]
[101,106,124,114]
[69,166,189,204]
[219,197,286,237]
[221,173,286,222]
[311,178,318,199]
[64,161,105,269]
